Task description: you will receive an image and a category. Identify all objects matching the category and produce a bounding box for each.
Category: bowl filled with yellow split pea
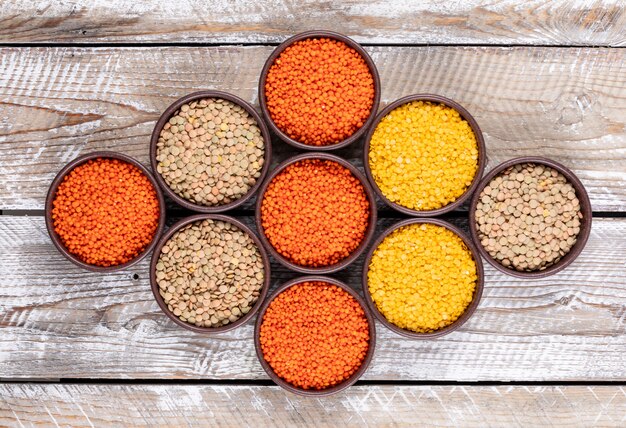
[364,94,486,216]
[362,218,484,338]
[259,30,381,151]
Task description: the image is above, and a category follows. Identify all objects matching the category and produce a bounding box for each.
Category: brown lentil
[475,163,583,272]
[156,219,264,327]
[156,98,265,206]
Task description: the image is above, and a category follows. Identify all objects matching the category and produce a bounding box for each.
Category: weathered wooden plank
[1,216,625,381]
[2,1,626,46]
[1,46,625,211]
[1,384,625,427]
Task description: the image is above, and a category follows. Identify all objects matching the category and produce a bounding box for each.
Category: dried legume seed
[265,38,375,146]
[156,219,265,328]
[156,98,265,207]
[260,159,370,267]
[475,163,582,272]
[369,101,479,211]
[259,282,370,390]
[52,158,160,267]
[368,223,478,333]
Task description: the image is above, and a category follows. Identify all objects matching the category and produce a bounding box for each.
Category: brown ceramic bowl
[150,90,272,212]
[258,30,381,151]
[468,156,592,278]
[45,151,166,272]
[363,94,487,217]
[149,213,271,334]
[254,275,376,396]
[255,152,378,274]
[362,218,484,339]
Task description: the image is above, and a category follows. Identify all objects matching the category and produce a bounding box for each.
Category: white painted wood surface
[1,384,625,427]
[1,46,625,211]
[1,1,625,46]
[1,216,625,381]
[1,1,625,419]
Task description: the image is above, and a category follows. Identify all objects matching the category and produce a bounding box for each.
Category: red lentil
[260,159,370,267]
[259,282,370,390]
[51,158,160,267]
[265,37,375,146]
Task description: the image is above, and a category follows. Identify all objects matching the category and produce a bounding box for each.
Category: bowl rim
[363,93,487,216]
[258,30,381,151]
[468,156,592,278]
[149,90,273,212]
[253,275,377,396]
[362,217,485,339]
[45,151,166,272]
[254,152,378,274]
[148,213,272,334]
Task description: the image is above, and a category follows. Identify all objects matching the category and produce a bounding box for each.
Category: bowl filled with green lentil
[254,275,376,396]
[259,30,381,151]
[364,94,486,216]
[362,218,484,339]
[45,151,166,273]
[469,156,592,278]
[255,152,377,274]
[149,214,271,333]
[150,90,272,212]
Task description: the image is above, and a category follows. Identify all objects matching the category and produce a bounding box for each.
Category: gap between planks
[1,0,625,46]
[1,46,625,211]
[1,216,625,381]
[1,384,626,427]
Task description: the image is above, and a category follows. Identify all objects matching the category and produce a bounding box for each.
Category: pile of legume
[51,158,160,267]
[155,219,264,327]
[260,159,370,267]
[265,38,375,146]
[369,101,479,211]
[156,98,265,206]
[368,223,477,333]
[475,163,582,272]
[259,281,370,390]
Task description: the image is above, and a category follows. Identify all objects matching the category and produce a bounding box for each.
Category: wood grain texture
[2,0,626,46]
[1,216,625,381]
[1,384,626,427]
[1,46,625,211]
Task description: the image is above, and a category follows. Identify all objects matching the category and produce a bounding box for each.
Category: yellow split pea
[369,101,479,211]
[367,223,477,333]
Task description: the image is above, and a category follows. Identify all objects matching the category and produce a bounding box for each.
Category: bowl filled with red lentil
[364,94,486,216]
[149,214,271,333]
[255,276,376,396]
[363,218,484,339]
[150,90,272,212]
[469,156,592,279]
[255,152,377,274]
[259,30,381,151]
[45,151,166,272]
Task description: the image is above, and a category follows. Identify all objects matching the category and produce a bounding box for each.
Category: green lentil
[475,163,582,272]
[156,98,265,207]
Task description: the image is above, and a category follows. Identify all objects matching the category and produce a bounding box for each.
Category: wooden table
[1,1,626,426]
